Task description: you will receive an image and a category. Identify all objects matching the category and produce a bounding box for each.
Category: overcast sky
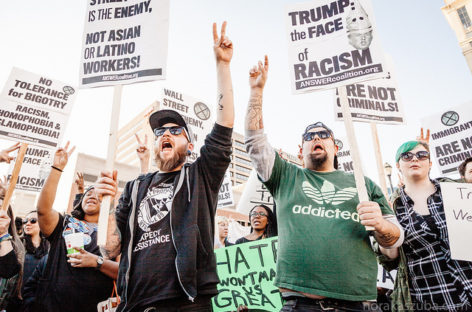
[1,0,471,210]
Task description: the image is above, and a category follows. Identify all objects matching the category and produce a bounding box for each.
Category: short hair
[458,157,472,177]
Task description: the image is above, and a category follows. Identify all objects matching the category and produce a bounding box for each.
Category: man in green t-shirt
[243,56,404,312]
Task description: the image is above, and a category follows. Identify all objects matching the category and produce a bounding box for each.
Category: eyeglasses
[154,126,186,137]
[302,130,332,142]
[22,218,38,225]
[250,212,268,218]
[400,151,430,162]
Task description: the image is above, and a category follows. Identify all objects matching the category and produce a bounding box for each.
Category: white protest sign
[376,264,397,290]
[335,137,353,173]
[334,59,404,124]
[80,0,169,88]
[236,170,275,216]
[286,0,387,93]
[440,182,472,262]
[8,146,54,192]
[217,171,234,209]
[161,88,214,162]
[0,67,76,148]
[422,103,472,176]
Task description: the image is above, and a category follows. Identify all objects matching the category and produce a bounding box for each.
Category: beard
[307,153,328,170]
[154,146,187,172]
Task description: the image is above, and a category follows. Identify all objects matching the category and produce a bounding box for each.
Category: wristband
[51,165,63,173]
[0,233,12,243]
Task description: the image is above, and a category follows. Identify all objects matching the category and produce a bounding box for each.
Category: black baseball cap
[149,109,193,143]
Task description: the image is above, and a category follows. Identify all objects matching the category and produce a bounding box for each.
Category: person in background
[20,211,49,294]
[234,204,277,245]
[389,140,472,312]
[458,157,472,183]
[214,216,233,249]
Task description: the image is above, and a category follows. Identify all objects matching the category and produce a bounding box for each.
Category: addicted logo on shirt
[292,180,360,222]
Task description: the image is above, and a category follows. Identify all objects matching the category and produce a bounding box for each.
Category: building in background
[442,0,472,73]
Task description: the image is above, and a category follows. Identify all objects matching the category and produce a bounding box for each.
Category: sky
[1,0,471,210]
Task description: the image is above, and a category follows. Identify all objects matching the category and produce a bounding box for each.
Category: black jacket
[115,123,232,310]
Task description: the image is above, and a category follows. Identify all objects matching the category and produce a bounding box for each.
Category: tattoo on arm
[375,222,400,247]
[245,95,263,130]
[218,94,223,111]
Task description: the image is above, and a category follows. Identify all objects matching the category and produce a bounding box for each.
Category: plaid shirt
[395,180,472,311]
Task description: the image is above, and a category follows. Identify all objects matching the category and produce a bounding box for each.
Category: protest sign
[236,170,275,216]
[440,182,472,261]
[8,146,54,192]
[80,0,169,87]
[335,137,353,173]
[212,237,282,312]
[160,88,214,162]
[0,68,76,149]
[218,170,234,209]
[376,264,397,290]
[334,59,404,124]
[286,0,387,93]
[422,103,472,176]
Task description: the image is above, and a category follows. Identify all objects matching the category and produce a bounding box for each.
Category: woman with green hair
[388,140,472,312]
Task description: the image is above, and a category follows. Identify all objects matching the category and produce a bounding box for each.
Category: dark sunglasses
[23,218,38,225]
[250,212,268,218]
[400,151,430,162]
[302,130,332,141]
[154,126,186,137]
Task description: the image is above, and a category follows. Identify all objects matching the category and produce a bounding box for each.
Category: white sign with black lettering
[286,0,387,93]
[335,137,353,173]
[422,103,472,176]
[8,146,54,192]
[0,68,76,148]
[236,170,275,216]
[334,59,404,124]
[376,264,397,290]
[217,171,234,209]
[160,88,213,162]
[440,182,472,262]
[80,0,170,88]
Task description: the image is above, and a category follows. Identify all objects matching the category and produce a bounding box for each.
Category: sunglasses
[302,130,332,142]
[250,212,268,218]
[23,218,38,225]
[154,126,186,137]
[400,151,430,162]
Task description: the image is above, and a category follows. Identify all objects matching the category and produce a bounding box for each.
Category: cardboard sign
[212,237,282,312]
[236,170,274,216]
[0,68,76,148]
[335,137,353,173]
[80,0,170,87]
[334,59,404,124]
[440,182,472,262]
[422,103,472,176]
[160,88,214,162]
[376,264,397,290]
[218,170,234,209]
[8,146,54,192]
[286,0,387,93]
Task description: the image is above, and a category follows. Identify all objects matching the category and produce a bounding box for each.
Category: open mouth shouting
[160,139,174,153]
[312,143,325,153]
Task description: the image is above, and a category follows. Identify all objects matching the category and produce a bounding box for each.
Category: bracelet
[0,233,12,243]
[51,165,63,173]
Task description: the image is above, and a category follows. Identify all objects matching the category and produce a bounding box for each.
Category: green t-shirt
[264,154,393,301]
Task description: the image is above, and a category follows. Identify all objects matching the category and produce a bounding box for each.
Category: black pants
[141,295,213,312]
[280,297,382,312]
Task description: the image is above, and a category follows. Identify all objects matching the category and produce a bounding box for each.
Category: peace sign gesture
[53,141,75,171]
[0,142,21,164]
[213,21,233,64]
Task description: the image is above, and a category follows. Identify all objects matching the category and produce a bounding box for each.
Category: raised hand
[249,55,269,90]
[135,134,150,162]
[0,142,21,164]
[53,142,75,171]
[213,21,233,64]
[416,128,430,144]
[75,172,84,193]
[95,170,118,200]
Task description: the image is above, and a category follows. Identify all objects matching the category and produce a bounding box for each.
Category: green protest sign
[212,237,282,312]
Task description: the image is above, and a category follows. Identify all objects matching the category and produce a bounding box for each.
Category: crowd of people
[0,22,471,312]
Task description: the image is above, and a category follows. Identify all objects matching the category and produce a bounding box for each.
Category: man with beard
[96,22,234,312]
[244,55,404,312]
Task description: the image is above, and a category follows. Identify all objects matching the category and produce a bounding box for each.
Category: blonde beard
[155,148,187,172]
